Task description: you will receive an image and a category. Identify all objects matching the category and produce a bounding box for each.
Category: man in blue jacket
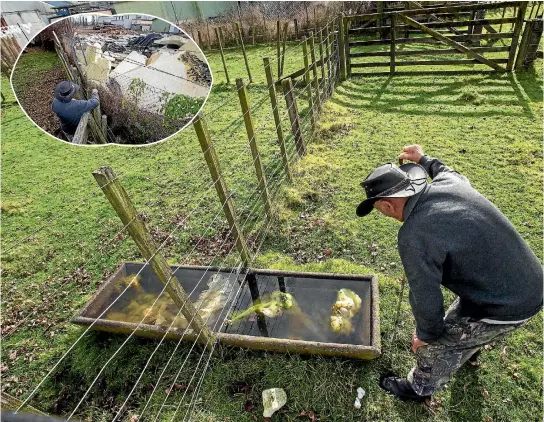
[51,81,99,141]
[356,144,542,401]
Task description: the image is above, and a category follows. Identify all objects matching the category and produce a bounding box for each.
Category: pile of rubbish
[72,30,210,115]
[180,52,212,87]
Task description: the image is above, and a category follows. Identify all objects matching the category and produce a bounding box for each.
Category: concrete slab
[87,55,111,83]
[110,49,209,114]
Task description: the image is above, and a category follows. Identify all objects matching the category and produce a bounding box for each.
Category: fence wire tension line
[3,1,542,421]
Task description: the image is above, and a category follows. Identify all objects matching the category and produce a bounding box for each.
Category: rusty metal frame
[73,263,381,360]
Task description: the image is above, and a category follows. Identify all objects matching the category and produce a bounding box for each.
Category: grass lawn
[1,28,542,422]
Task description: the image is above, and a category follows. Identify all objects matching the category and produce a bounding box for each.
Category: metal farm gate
[336,1,542,77]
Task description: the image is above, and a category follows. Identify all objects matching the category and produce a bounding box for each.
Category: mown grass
[1,28,542,422]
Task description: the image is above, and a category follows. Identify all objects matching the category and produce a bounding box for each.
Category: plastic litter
[354,387,365,409]
[262,388,287,418]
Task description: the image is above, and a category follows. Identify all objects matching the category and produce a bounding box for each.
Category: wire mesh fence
[2,13,343,420]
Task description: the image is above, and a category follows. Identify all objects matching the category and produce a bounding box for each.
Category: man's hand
[92,88,98,95]
[399,145,424,164]
[411,333,428,353]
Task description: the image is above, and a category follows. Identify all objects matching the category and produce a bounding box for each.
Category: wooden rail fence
[335,1,542,76]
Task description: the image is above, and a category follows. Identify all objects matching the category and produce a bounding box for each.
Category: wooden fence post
[390,14,397,74]
[318,27,326,83]
[197,30,203,48]
[515,19,533,70]
[302,36,316,131]
[276,20,281,76]
[101,115,107,138]
[236,22,252,82]
[324,24,332,81]
[206,22,212,50]
[263,57,292,183]
[215,27,230,84]
[92,166,215,347]
[377,1,385,38]
[507,2,528,71]
[344,18,351,78]
[235,78,272,217]
[193,115,252,266]
[294,19,299,39]
[73,112,90,144]
[338,14,347,81]
[280,22,288,77]
[308,32,321,111]
[282,78,306,157]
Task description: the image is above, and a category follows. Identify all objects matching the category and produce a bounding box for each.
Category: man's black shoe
[379,373,430,402]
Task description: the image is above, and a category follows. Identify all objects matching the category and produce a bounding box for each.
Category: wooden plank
[351,58,509,67]
[263,57,292,182]
[282,78,306,157]
[351,46,510,57]
[349,17,517,33]
[93,166,215,347]
[73,112,90,144]
[346,1,522,21]
[193,115,252,266]
[515,19,533,69]
[351,70,498,77]
[507,2,528,70]
[408,0,463,35]
[397,13,506,71]
[350,32,514,46]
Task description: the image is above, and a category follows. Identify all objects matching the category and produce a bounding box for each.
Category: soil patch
[11,49,65,137]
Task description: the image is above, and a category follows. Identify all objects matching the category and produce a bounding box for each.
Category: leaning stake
[92,166,215,348]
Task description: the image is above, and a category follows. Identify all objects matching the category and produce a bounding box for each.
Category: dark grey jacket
[51,92,99,134]
[399,156,543,342]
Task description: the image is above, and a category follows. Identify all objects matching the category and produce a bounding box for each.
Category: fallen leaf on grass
[299,410,318,421]
[482,389,490,399]
[484,417,494,422]
[243,398,255,412]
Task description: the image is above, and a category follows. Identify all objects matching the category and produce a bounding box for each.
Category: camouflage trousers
[407,298,529,396]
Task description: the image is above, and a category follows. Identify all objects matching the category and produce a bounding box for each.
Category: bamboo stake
[93,166,215,347]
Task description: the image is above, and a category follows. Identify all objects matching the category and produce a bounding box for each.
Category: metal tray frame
[73,262,381,359]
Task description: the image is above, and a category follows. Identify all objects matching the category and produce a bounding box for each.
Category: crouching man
[356,144,542,401]
[51,81,99,142]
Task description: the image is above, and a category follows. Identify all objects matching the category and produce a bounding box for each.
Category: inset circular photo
[11,13,212,145]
